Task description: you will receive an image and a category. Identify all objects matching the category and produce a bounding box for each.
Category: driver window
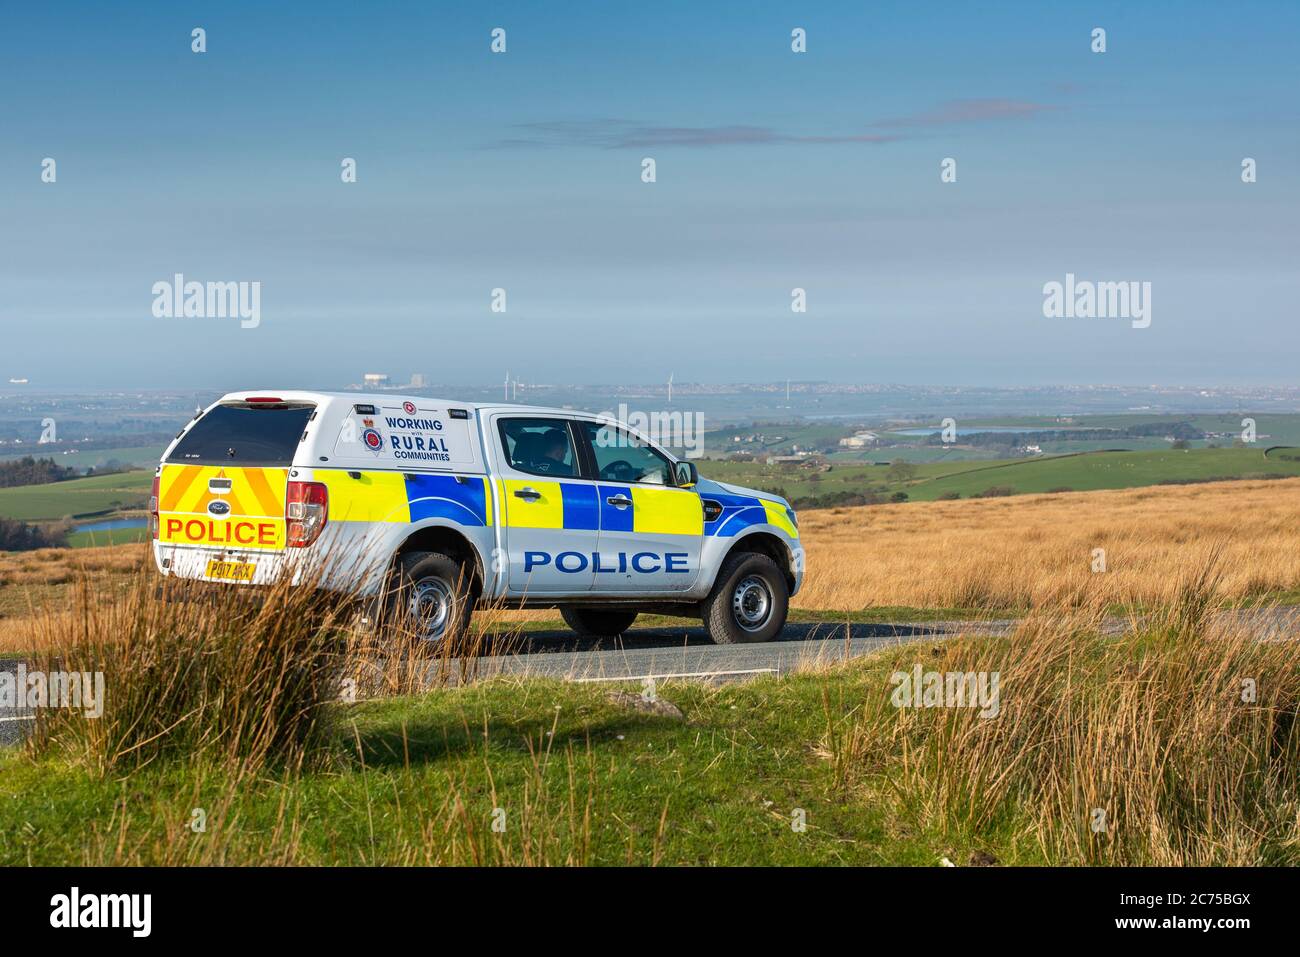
[583,422,673,485]
[498,418,578,477]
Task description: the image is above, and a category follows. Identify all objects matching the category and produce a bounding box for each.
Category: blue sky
[1,1,1297,390]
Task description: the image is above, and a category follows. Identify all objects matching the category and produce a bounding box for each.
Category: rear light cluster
[149,474,161,540]
[285,481,328,548]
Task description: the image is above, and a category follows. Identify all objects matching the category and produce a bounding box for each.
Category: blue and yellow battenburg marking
[503,480,705,536]
[317,471,492,526]
[318,471,793,538]
[702,492,798,539]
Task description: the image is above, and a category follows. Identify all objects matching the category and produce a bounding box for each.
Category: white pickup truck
[151,391,803,644]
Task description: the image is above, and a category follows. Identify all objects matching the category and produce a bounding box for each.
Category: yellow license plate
[205,560,257,582]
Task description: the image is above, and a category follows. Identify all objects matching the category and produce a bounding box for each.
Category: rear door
[494,416,600,594]
[158,401,311,570]
[577,420,703,593]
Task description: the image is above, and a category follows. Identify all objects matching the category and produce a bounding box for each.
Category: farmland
[0,470,152,521]
[702,446,1300,507]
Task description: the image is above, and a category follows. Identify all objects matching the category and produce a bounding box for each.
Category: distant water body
[77,517,147,533]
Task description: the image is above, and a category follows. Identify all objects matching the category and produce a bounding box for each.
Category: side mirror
[674,461,699,488]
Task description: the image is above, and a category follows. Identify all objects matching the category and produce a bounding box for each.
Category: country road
[3,608,1296,747]
[431,616,1017,684]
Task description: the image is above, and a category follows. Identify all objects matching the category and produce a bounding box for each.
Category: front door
[495,417,599,595]
[578,421,703,593]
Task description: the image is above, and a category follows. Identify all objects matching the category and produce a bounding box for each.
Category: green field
[921,413,1300,445]
[828,446,1001,464]
[905,447,1300,500]
[0,444,164,470]
[65,525,149,548]
[0,669,929,866]
[700,447,1300,506]
[0,470,153,521]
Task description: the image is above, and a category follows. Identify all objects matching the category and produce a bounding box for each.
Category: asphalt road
[434,606,1299,684]
[432,617,1016,685]
[3,608,1296,746]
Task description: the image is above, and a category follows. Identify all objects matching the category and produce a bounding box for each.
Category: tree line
[0,456,77,488]
[0,518,69,551]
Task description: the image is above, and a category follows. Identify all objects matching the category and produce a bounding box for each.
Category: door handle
[606,494,633,508]
[514,487,542,501]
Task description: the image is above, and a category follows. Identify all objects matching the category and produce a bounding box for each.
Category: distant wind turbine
[667,372,674,404]
[504,370,510,402]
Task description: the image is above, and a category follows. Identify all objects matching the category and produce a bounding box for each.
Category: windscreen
[167,403,313,466]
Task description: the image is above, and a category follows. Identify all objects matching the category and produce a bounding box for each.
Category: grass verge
[2,563,1296,866]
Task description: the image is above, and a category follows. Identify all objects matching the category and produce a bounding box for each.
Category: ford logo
[207,500,231,517]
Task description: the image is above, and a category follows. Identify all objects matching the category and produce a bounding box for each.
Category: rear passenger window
[498,419,578,478]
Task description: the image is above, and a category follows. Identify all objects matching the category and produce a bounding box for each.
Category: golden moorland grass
[794,477,1300,612]
[1,477,1298,653]
[822,590,1300,865]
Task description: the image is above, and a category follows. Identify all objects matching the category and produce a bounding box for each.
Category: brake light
[149,474,161,540]
[285,481,328,548]
[245,396,284,404]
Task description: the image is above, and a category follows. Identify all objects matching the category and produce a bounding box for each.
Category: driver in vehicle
[536,428,575,476]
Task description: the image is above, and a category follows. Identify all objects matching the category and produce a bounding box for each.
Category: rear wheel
[560,607,639,637]
[701,551,789,644]
[391,551,474,643]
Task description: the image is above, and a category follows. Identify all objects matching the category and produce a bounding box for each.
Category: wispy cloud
[487,97,1061,150]
[873,98,1061,128]
[485,119,900,150]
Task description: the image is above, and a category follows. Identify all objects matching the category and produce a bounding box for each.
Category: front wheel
[701,552,789,644]
[560,607,639,637]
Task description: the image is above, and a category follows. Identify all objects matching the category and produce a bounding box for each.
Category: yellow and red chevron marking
[158,464,288,550]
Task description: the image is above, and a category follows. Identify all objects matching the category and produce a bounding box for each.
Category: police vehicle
[150,391,803,644]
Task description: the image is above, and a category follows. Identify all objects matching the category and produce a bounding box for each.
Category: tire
[390,551,474,643]
[701,551,789,644]
[560,607,639,637]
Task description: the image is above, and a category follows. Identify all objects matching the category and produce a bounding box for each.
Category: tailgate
[158,464,289,551]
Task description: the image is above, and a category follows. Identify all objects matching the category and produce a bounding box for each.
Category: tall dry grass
[795,477,1300,611]
[0,543,553,656]
[25,569,350,775]
[18,554,532,777]
[829,559,1300,865]
[340,572,529,698]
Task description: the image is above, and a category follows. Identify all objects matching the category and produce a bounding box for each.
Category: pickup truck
[151,391,803,644]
